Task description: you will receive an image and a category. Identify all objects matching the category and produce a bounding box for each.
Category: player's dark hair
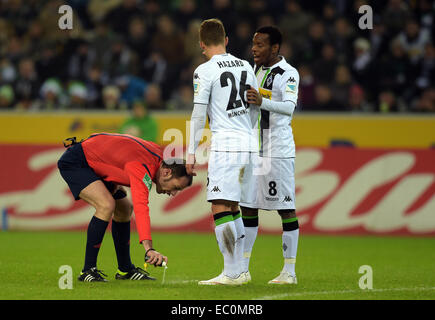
[256,26,282,51]
[199,18,226,46]
[162,158,193,186]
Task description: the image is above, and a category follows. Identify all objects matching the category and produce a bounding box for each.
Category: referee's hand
[146,250,168,267]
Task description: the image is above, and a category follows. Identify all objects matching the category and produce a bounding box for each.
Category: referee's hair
[256,26,282,51]
[162,158,193,186]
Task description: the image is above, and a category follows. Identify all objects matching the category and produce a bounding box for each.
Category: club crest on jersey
[266,75,273,88]
[263,72,278,90]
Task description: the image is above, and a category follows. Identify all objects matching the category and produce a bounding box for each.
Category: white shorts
[239,156,296,211]
[207,151,257,203]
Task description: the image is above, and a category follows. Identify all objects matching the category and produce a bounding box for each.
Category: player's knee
[230,204,239,212]
[240,206,258,217]
[211,199,236,214]
[278,209,296,219]
[278,209,298,231]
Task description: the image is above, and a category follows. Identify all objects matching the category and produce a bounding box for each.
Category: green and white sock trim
[213,211,234,226]
[282,217,299,231]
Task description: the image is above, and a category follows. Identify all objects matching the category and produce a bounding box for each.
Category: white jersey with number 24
[193,53,259,152]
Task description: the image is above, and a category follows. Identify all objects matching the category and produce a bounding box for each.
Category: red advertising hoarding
[0,144,434,235]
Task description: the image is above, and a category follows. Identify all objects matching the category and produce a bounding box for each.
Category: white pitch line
[165,279,200,285]
[253,287,435,300]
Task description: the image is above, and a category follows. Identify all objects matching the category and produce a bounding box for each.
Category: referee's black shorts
[57,143,125,200]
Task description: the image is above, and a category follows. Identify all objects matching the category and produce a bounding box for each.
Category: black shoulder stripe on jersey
[271,66,285,75]
[263,66,285,90]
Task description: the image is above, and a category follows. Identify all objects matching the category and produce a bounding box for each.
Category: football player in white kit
[241,26,300,284]
[186,19,259,285]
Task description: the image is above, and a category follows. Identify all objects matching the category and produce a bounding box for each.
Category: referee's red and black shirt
[82,133,163,243]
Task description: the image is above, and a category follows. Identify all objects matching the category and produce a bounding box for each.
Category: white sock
[232,212,245,275]
[214,219,239,278]
[243,226,258,272]
[282,229,299,276]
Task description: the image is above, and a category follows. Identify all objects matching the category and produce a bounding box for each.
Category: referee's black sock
[83,216,109,272]
[111,220,134,273]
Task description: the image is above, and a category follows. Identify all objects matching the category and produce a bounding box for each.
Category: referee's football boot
[78,267,108,282]
[115,266,156,280]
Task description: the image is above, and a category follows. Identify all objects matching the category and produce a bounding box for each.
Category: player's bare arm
[186,154,197,176]
[187,103,207,176]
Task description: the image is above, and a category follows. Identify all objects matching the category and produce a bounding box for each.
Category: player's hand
[246,86,262,106]
[186,153,197,176]
[146,250,168,267]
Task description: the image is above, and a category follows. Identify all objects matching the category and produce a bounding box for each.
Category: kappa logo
[210,186,221,192]
[287,76,296,83]
[283,196,292,202]
[194,73,200,79]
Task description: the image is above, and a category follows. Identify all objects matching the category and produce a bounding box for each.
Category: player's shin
[231,211,245,275]
[242,214,259,273]
[213,212,239,278]
[281,217,299,276]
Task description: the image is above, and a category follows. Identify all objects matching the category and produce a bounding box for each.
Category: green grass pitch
[0,231,434,300]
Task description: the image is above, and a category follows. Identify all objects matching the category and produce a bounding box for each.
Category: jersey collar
[211,53,230,60]
[260,56,285,70]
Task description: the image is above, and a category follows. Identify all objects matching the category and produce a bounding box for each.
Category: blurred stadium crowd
[0,0,434,112]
